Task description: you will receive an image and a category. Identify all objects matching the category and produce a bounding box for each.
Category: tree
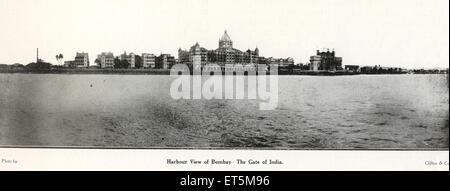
[55,53,64,65]
[113,57,130,69]
[113,57,121,68]
[26,62,52,70]
[12,63,24,68]
[135,55,143,68]
[121,59,130,68]
[95,58,101,68]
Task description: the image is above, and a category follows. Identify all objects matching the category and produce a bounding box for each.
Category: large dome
[219,30,233,49]
[220,30,232,42]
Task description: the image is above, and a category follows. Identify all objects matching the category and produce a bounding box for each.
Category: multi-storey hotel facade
[178,30,293,70]
[142,53,156,68]
[90,30,295,70]
[156,54,176,69]
[74,52,90,68]
[64,52,90,68]
[97,52,115,68]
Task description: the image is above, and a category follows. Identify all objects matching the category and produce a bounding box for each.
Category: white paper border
[0,148,448,171]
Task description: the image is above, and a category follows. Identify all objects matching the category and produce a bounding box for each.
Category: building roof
[215,47,242,53]
[76,52,89,57]
[189,42,207,52]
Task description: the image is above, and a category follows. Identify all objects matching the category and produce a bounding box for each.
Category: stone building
[309,49,342,71]
[266,57,294,68]
[74,52,89,68]
[178,30,262,68]
[178,42,209,68]
[96,52,115,68]
[142,53,156,68]
[207,30,260,66]
[156,54,176,69]
[64,52,89,68]
[177,30,293,71]
[120,52,135,68]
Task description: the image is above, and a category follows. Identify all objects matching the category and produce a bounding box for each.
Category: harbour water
[0,74,448,149]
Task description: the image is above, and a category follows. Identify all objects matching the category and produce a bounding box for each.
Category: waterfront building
[208,30,244,65]
[359,65,407,74]
[207,30,260,66]
[266,57,294,68]
[310,55,321,71]
[64,61,74,68]
[345,65,360,72]
[177,30,293,72]
[297,63,311,70]
[97,52,115,68]
[142,53,156,68]
[360,66,374,73]
[178,42,209,68]
[73,52,90,68]
[63,52,89,68]
[120,52,135,68]
[243,48,260,64]
[156,54,176,69]
[309,49,342,71]
[178,30,289,72]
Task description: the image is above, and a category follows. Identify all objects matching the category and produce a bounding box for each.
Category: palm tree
[59,54,63,66]
[55,53,64,65]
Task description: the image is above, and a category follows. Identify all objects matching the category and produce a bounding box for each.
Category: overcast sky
[0,0,448,68]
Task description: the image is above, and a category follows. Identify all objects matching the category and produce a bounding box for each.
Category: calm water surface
[0,74,448,148]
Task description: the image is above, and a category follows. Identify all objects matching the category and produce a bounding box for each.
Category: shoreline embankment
[0,68,418,76]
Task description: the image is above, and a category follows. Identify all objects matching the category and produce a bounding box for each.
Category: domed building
[178,30,289,69]
[218,30,233,49]
[207,30,259,65]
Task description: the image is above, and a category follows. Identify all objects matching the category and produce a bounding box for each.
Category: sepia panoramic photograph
[0,0,448,149]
